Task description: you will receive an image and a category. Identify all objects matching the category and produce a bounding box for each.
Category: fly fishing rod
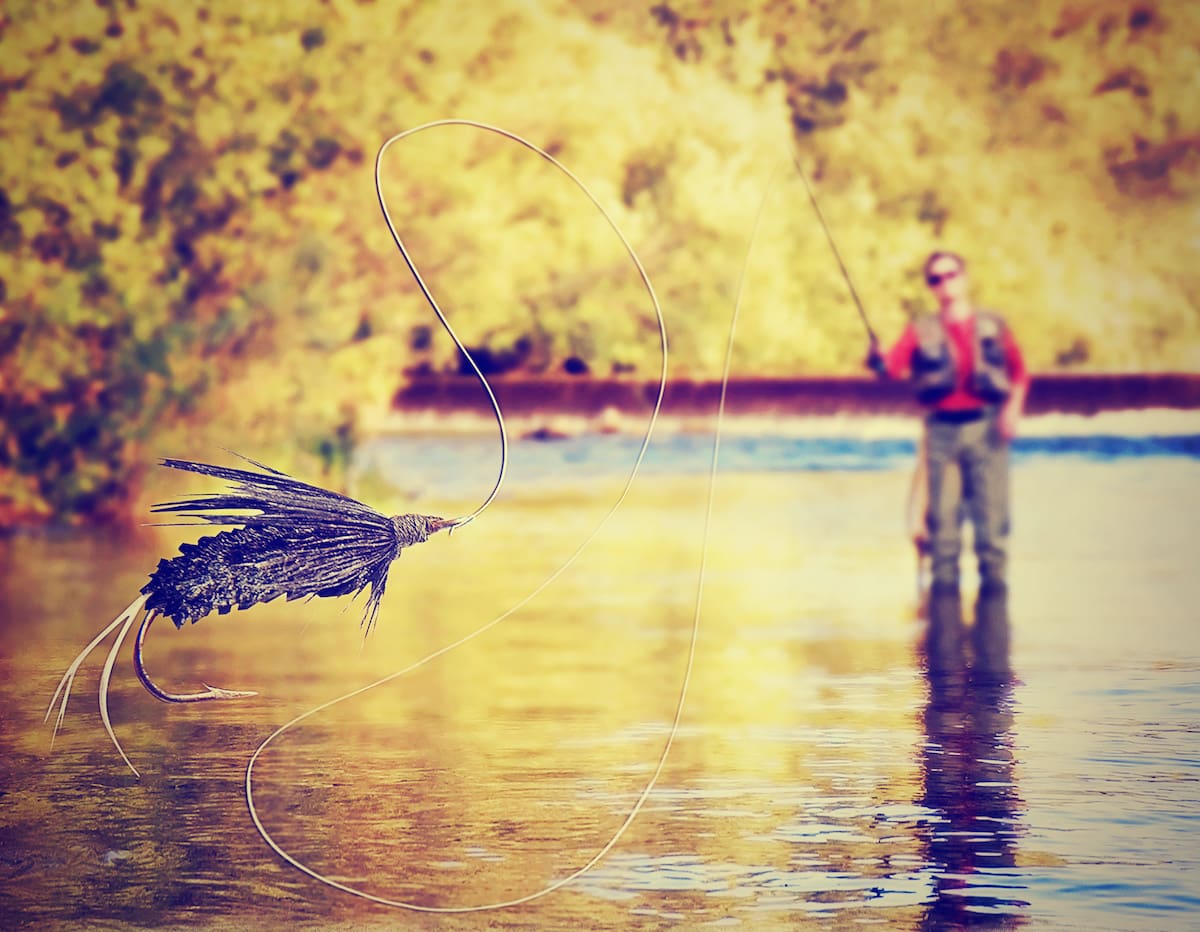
[789,151,879,347]
[790,150,933,605]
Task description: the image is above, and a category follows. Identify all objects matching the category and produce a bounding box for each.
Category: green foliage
[0,0,1196,525]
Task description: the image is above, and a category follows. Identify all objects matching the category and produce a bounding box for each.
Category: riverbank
[381,373,1200,438]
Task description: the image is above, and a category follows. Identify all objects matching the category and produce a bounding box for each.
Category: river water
[1,419,1198,930]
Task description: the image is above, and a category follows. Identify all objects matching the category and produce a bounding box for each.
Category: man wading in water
[867,251,1029,595]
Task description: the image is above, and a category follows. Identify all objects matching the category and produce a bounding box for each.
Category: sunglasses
[926,269,961,287]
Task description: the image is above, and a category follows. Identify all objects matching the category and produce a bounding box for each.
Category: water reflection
[918,588,1027,927]
[4,452,1197,928]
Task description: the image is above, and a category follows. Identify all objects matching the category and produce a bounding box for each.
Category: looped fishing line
[246,120,670,911]
[244,121,773,913]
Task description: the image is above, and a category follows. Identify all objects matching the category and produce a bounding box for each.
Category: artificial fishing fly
[44,454,450,776]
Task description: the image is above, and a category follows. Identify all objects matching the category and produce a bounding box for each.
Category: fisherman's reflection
[917,588,1027,928]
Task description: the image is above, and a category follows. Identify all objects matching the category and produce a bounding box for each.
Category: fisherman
[867,251,1029,594]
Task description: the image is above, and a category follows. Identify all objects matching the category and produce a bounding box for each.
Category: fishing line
[246,125,774,913]
[246,120,673,911]
[372,120,668,530]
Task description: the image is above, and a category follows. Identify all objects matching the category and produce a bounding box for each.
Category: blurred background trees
[1,0,1196,523]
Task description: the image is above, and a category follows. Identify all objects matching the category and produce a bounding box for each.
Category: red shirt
[882,313,1028,411]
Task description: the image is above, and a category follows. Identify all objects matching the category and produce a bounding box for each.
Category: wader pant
[923,408,1010,589]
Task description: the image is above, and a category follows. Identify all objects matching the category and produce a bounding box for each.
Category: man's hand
[865,340,887,377]
[998,402,1019,441]
[997,382,1027,442]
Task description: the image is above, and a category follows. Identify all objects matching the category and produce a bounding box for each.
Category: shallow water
[1,428,1198,929]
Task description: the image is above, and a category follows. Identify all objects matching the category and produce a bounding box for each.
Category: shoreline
[379,373,1200,439]
[370,407,1200,440]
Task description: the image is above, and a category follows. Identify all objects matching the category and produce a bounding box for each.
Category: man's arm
[865,325,916,380]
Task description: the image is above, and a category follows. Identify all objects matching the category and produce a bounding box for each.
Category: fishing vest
[910,310,1013,405]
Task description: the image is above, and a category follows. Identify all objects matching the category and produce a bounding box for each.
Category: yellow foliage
[1,0,1198,521]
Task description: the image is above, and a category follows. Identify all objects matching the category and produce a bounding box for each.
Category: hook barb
[134,611,258,704]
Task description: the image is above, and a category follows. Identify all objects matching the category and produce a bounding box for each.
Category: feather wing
[142,457,437,632]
